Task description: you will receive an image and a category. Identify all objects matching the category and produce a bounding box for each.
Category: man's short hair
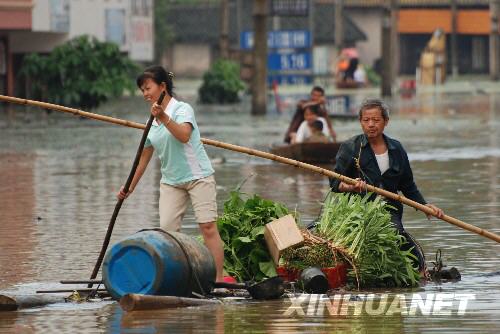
[311,86,325,96]
[358,98,390,120]
[306,104,321,115]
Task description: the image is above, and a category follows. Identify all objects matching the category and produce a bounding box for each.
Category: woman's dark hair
[136,65,174,96]
[358,98,390,120]
[305,103,321,116]
[311,120,324,131]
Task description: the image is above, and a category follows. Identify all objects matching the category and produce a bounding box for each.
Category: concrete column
[236,0,242,48]
[309,0,315,83]
[451,0,459,78]
[252,0,268,115]
[6,37,14,119]
[390,0,399,81]
[6,41,13,97]
[219,0,230,59]
[490,0,500,81]
[334,0,344,54]
[381,1,392,97]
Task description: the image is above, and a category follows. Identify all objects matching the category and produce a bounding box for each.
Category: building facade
[343,0,495,76]
[0,0,153,96]
[163,1,366,79]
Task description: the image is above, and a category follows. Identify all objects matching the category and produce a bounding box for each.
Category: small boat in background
[270,142,342,165]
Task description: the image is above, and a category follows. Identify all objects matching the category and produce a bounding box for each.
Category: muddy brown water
[0,92,499,333]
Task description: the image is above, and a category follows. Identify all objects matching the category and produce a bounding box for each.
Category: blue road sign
[268,52,312,71]
[240,30,311,49]
[268,75,312,85]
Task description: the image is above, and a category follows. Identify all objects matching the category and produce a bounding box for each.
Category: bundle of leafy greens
[316,192,420,288]
[281,241,337,269]
[217,190,291,282]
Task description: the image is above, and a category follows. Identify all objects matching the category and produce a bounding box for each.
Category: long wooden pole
[1,95,499,244]
[87,92,165,286]
[1,294,66,311]
[120,294,222,312]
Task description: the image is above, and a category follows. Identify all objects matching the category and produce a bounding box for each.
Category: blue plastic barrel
[102,229,216,300]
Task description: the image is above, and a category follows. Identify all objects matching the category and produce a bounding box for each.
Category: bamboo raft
[0,279,223,312]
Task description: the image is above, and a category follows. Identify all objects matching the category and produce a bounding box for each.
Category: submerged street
[1,90,499,333]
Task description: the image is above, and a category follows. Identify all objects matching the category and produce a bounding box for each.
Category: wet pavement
[0,90,499,333]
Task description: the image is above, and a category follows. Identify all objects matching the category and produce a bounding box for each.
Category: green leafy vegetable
[217,190,291,282]
[316,192,421,288]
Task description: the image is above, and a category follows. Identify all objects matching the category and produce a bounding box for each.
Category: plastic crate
[277,263,348,289]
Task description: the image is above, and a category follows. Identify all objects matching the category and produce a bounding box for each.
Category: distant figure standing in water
[117,65,225,282]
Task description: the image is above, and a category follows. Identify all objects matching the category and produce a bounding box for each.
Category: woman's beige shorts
[159,175,217,232]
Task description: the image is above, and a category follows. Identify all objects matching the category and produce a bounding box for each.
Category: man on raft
[330,98,444,272]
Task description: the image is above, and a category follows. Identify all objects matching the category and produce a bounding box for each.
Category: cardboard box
[264,214,304,264]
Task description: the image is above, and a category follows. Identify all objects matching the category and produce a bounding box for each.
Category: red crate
[277,263,348,289]
[277,266,301,282]
[322,263,348,289]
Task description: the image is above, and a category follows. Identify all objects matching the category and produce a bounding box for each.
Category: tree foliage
[198,59,245,104]
[20,35,139,109]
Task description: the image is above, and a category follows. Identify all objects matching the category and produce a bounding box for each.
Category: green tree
[198,60,246,104]
[20,35,139,109]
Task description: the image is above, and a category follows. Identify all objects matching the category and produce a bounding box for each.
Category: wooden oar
[1,95,499,244]
[86,91,165,287]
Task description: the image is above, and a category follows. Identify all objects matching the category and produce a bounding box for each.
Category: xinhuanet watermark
[284,293,475,316]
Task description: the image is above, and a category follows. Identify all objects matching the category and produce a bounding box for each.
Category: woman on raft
[117,65,224,283]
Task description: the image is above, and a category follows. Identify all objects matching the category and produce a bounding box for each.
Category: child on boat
[284,86,337,143]
[292,104,330,143]
[305,120,329,143]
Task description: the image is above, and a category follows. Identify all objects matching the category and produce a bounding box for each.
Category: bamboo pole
[88,92,165,287]
[0,294,66,311]
[60,279,103,285]
[36,288,107,294]
[120,294,222,311]
[1,95,499,244]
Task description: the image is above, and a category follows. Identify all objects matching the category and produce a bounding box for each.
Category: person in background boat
[305,120,329,143]
[353,64,367,88]
[284,86,337,143]
[292,104,330,144]
[117,65,225,283]
[342,47,359,82]
[330,98,444,272]
[336,47,362,89]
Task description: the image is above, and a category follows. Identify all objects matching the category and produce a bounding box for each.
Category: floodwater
[0,90,499,333]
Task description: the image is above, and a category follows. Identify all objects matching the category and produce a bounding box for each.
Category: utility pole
[381,0,393,97]
[451,0,459,78]
[334,0,344,55]
[390,0,399,82]
[219,0,230,59]
[252,0,268,115]
[308,0,315,84]
[490,0,500,81]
